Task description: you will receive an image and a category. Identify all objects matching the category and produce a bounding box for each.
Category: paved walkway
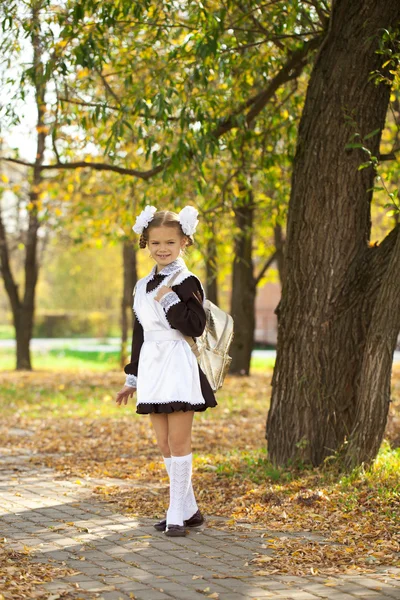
[1,450,399,600]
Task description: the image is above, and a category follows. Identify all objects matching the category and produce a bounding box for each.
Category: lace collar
[146,257,186,283]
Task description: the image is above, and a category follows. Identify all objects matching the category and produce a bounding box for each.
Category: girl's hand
[154,285,173,302]
[115,385,136,406]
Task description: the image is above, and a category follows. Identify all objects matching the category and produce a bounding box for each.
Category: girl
[115,205,217,537]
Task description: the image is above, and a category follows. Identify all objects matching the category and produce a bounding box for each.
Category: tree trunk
[229,192,256,375]
[120,241,138,367]
[344,227,400,468]
[205,222,218,305]
[266,0,400,467]
[0,3,47,370]
[273,223,286,287]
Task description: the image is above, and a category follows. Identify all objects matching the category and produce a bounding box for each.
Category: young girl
[115,205,217,537]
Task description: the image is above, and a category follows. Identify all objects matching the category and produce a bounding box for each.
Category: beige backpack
[167,272,234,391]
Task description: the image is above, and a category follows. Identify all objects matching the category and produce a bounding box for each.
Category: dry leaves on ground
[1,369,399,577]
[0,538,78,600]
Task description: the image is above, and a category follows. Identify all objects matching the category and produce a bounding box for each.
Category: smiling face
[148,225,187,272]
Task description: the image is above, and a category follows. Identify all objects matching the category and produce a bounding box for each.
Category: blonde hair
[138,210,194,249]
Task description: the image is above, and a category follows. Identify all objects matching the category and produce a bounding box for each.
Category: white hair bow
[178,206,199,236]
[132,205,157,234]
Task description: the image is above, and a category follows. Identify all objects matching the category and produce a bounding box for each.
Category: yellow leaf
[1,174,9,183]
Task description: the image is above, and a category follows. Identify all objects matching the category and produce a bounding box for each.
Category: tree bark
[273,223,286,287]
[266,0,400,467]
[0,3,47,370]
[205,222,218,305]
[120,241,138,367]
[229,192,256,375]
[344,225,400,468]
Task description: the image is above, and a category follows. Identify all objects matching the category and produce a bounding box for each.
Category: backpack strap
[165,270,200,358]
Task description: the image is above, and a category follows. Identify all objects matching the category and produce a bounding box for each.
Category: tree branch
[212,35,322,139]
[1,37,322,181]
[1,157,168,180]
[59,95,181,122]
[378,148,400,161]
[254,251,278,286]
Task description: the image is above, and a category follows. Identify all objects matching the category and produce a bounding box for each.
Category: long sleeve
[123,315,144,387]
[159,276,206,337]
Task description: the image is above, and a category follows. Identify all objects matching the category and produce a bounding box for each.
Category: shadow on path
[1,450,399,600]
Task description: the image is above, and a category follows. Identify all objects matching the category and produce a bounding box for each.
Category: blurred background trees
[1,0,399,468]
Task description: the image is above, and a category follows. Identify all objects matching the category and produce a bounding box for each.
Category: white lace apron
[134,269,205,407]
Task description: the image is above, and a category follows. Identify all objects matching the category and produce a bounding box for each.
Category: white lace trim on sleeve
[125,374,137,388]
[159,291,181,313]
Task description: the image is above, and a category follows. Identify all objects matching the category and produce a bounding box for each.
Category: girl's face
[148,226,187,271]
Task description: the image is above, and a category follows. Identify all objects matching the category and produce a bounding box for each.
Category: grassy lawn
[0,347,275,373]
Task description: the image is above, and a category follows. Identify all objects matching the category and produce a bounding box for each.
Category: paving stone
[98,593,131,600]
[280,592,324,600]
[134,592,180,600]
[75,580,117,592]
[1,455,400,600]
[349,591,397,598]
[118,581,155,592]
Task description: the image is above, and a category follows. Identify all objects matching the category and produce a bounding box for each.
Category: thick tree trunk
[266,0,400,467]
[229,193,256,375]
[120,242,137,367]
[205,223,218,305]
[345,227,400,468]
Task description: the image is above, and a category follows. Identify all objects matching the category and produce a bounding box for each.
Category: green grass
[0,348,275,372]
[0,348,120,371]
[0,325,14,339]
[0,378,126,419]
[206,444,400,509]
[251,355,276,370]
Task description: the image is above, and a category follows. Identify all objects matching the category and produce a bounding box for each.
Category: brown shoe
[154,510,204,532]
[153,518,167,532]
[185,509,205,527]
[164,524,186,537]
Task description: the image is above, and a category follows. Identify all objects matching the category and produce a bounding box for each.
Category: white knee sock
[163,456,199,521]
[163,455,198,521]
[166,453,193,527]
[183,476,198,521]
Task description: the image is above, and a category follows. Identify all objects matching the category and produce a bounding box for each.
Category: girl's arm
[156,276,206,337]
[123,315,144,387]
